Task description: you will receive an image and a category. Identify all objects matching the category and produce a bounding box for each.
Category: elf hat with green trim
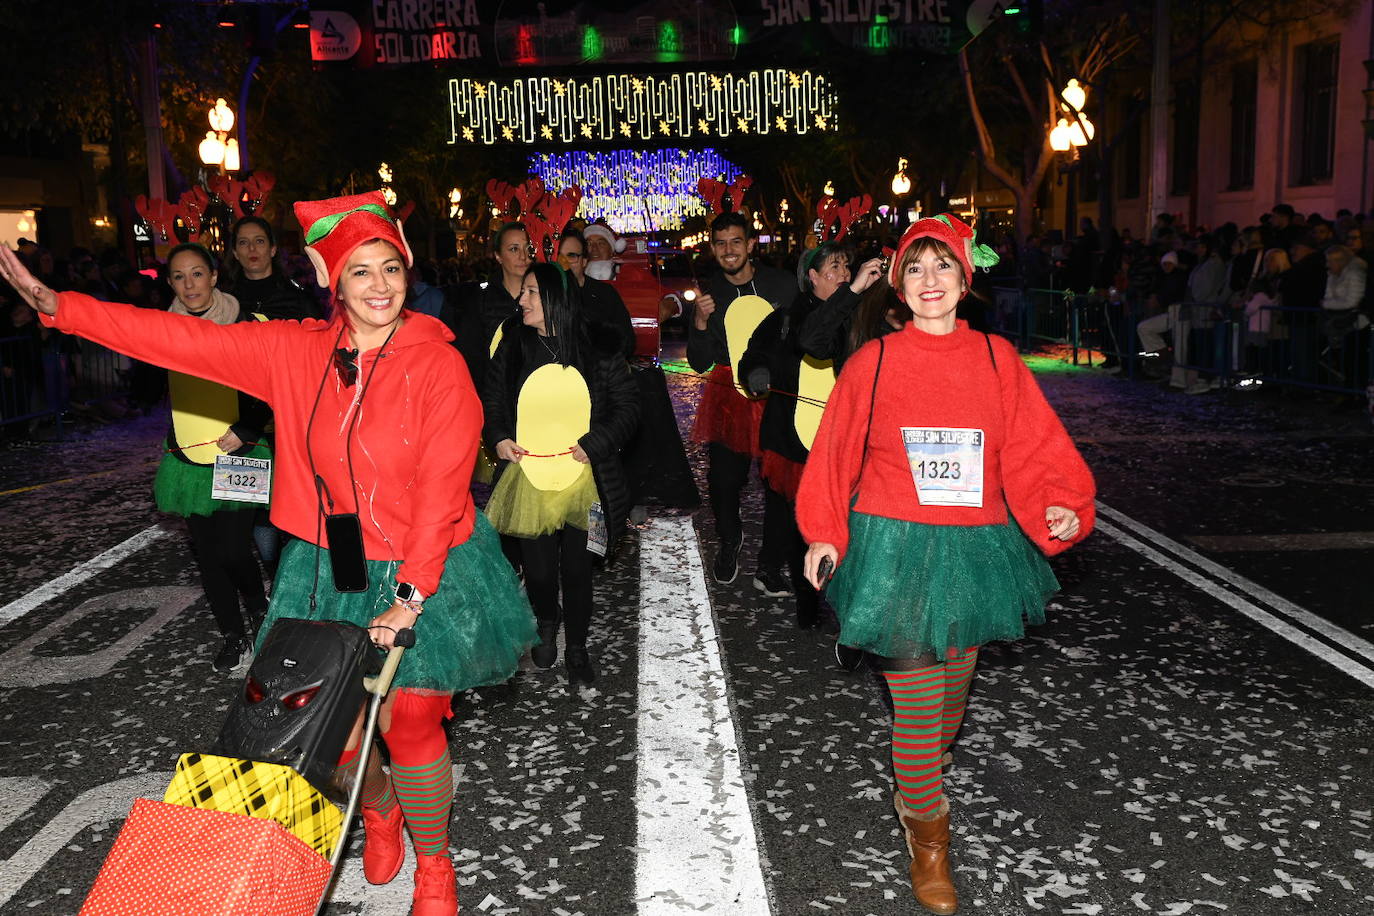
[293,191,413,291]
[888,213,998,301]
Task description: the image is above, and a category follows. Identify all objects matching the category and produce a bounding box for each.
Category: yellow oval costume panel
[794,354,836,451]
[516,363,591,491]
[168,372,239,465]
[723,294,774,397]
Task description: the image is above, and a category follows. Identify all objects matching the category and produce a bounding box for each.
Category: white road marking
[0,586,198,686]
[0,772,168,908]
[635,516,771,914]
[1187,531,1374,551]
[1095,512,1374,690]
[0,525,170,627]
[1098,502,1374,668]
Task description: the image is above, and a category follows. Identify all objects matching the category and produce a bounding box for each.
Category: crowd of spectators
[991,206,1372,396]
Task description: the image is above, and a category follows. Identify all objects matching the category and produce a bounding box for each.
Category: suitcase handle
[362,627,415,698]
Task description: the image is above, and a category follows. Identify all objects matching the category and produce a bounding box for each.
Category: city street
[0,352,1372,916]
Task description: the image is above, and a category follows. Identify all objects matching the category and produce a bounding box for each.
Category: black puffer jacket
[225,271,321,321]
[482,320,640,554]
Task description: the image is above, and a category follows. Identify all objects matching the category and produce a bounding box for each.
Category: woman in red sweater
[0,193,535,916]
[797,214,1095,916]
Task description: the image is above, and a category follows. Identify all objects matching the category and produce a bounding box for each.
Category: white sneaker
[1185,381,1213,395]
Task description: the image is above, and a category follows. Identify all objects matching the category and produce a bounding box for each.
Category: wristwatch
[394,582,426,614]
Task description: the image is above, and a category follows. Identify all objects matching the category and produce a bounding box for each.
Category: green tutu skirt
[256,512,536,692]
[153,442,273,518]
[828,512,1059,659]
[485,462,597,538]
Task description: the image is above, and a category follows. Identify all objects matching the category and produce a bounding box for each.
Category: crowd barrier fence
[988,287,1373,397]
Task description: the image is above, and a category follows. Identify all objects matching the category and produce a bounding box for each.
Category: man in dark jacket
[686,212,797,588]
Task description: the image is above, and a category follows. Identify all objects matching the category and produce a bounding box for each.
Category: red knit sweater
[796,321,1095,560]
[44,292,483,595]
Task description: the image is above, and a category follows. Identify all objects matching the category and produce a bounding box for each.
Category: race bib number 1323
[901,427,984,508]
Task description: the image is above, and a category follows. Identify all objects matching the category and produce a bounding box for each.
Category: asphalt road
[0,345,1370,916]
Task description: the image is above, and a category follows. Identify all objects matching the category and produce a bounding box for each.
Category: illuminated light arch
[447,69,838,145]
[529,148,742,233]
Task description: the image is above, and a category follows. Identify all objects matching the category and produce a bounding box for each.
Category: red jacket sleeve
[398,355,484,594]
[43,291,281,403]
[993,337,1096,555]
[795,339,880,560]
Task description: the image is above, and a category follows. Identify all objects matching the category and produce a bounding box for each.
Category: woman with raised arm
[0,192,536,916]
[796,214,1095,916]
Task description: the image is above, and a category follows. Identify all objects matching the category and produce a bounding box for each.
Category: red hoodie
[45,291,482,595]
[796,320,1095,560]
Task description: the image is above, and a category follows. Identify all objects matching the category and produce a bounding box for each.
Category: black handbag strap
[857,336,885,484]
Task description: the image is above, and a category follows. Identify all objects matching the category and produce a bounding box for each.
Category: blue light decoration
[529,148,743,234]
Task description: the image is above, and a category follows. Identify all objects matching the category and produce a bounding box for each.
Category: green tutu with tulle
[484,462,597,538]
[256,512,536,692]
[828,512,1059,659]
[152,441,273,518]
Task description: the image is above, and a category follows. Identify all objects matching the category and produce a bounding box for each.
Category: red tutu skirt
[691,364,763,458]
[760,450,805,502]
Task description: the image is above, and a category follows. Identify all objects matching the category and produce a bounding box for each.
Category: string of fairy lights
[447,69,838,145]
[528,148,742,233]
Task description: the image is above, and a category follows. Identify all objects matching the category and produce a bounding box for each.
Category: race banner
[308,0,1007,66]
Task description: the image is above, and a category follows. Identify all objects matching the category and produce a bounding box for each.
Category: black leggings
[764,485,818,618]
[706,442,752,547]
[521,526,594,646]
[706,443,789,571]
[185,509,267,638]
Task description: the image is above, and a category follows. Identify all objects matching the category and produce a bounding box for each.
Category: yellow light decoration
[822,180,835,196]
[447,70,839,145]
[382,187,398,206]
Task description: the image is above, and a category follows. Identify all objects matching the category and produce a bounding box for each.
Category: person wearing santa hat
[0,192,537,916]
[796,214,1095,915]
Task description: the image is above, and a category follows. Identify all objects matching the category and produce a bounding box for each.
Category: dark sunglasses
[334,347,359,388]
[562,251,585,259]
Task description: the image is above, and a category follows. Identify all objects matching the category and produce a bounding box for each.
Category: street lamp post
[379,163,397,207]
[890,157,911,231]
[1050,79,1095,241]
[198,98,239,175]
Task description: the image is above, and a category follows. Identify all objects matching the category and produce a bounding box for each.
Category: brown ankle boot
[894,795,957,915]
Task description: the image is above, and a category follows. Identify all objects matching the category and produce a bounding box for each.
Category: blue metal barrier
[0,333,137,438]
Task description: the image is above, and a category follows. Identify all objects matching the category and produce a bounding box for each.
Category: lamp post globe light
[198,98,238,172]
[891,157,911,196]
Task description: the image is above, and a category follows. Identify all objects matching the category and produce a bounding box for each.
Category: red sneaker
[361,804,406,885]
[411,853,458,916]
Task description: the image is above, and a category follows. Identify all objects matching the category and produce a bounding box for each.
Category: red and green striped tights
[882,648,979,816]
[337,690,456,856]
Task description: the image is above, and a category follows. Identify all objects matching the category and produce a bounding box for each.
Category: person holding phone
[796,215,1095,916]
[0,192,535,916]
